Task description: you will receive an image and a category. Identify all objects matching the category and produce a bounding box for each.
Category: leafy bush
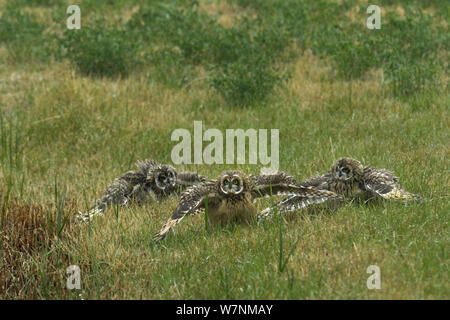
[127,3,292,105]
[233,0,447,96]
[54,0,446,99]
[381,10,446,95]
[146,48,196,88]
[211,55,286,106]
[22,0,58,6]
[126,3,218,85]
[0,5,50,62]
[305,6,447,96]
[60,23,141,78]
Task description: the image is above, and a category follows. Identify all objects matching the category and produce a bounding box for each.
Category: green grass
[0,0,448,299]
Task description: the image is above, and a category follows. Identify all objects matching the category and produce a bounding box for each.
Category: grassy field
[0,0,448,299]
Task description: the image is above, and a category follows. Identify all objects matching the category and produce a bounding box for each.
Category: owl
[259,157,422,218]
[76,159,208,222]
[153,170,343,242]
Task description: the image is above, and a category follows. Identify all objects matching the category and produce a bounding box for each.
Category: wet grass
[0,0,448,299]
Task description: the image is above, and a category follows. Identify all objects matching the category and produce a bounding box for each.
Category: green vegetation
[60,23,141,78]
[0,0,448,299]
[0,4,51,63]
[126,2,291,104]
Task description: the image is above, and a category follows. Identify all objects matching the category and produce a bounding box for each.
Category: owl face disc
[331,158,364,181]
[155,168,177,190]
[220,174,244,195]
[334,165,353,181]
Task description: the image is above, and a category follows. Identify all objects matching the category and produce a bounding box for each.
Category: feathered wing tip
[256,197,331,220]
[176,172,210,186]
[404,191,422,202]
[135,158,159,174]
[153,217,184,243]
[379,186,422,202]
[153,181,216,242]
[363,177,422,203]
[257,189,343,220]
[75,205,104,223]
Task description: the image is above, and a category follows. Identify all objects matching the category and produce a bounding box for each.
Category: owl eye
[342,168,350,174]
[223,179,229,185]
[232,179,239,185]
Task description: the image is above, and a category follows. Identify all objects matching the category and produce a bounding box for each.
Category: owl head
[218,170,248,195]
[331,158,364,181]
[149,165,177,190]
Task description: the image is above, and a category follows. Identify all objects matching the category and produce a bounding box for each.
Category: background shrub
[60,23,141,78]
[127,3,292,105]
[0,5,51,63]
[210,55,286,106]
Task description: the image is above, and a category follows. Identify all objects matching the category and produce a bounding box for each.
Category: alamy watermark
[366,265,381,290]
[66,4,381,31]
[367,5,381,30]
[171,121,279,174]
[66,265,81,290]
[66,5,81,30]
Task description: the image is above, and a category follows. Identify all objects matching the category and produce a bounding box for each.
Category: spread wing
[250,171,303,199]
[298,171,333,190]
[257,188,342,219]
[252,171,343,219]
[363,166,421,201]
[153,181,218,242]
[162,171,211,198]
[250,171,335,198]
[76,170,145,222]
[134,159,159,176]
[176,172,211,187]
[135,158,159,174]
[250,172,343,219]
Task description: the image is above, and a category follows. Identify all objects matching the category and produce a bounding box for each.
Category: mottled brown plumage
[259,157,421,218]
[76,159,208,222]
[153,170,343,242]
